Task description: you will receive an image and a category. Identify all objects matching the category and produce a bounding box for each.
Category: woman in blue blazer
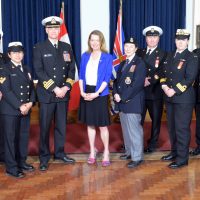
[79,30,112,166]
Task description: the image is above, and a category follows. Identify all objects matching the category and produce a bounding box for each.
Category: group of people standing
[0,15,199,179]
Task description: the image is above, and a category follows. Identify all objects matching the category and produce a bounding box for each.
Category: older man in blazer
[113,37,146,168]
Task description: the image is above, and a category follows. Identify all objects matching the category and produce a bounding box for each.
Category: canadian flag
[59,6,80,111]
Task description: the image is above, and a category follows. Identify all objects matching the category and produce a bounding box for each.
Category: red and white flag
[59,5,80,111]
[58,7,79,81]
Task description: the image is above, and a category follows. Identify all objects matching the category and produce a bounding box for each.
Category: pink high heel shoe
[87,148,98,165]
[102,160,111,167]
[87,157,96,165]
[102,152,111,167]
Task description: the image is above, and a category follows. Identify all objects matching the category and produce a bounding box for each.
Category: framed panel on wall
[196,25,200,48]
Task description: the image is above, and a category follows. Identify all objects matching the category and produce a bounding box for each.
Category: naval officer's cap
[8,42,24,52]
[42,16,63,28]
[143,26,163,36]
[175,29,190,40]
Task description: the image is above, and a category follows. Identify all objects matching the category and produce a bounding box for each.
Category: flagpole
[120,0,122,15]
[62,2,65,20]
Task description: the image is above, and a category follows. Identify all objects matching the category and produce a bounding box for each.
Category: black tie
[17,65,23,72]
[122,59,129,71]
[146,49,151,56]
[174,52,181,60]
[54,44,57,49]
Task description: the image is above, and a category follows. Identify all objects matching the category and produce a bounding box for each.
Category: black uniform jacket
[113,54,146,113]
[137,47,166,100]
[193,48,200,103]
[33,39,75,103]
[160,49,198,104]
[0,62,35,115]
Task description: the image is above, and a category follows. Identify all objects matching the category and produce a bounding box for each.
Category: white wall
[80,0,110,54]
[186,0,200,50]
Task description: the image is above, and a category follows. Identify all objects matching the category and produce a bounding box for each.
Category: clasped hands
[144,77,151,87]
[53,86,70,98]
[114,93,121,103]
[163,86,176,97]
[81,92,99,101]
[19,102,33,115]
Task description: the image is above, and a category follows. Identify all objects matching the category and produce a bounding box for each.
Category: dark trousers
[141,99,163,149]
[2,114,30,173]
[0,115,4,161]
[165,102,193,163]
[39,102,68,164]
[195,103,200,146]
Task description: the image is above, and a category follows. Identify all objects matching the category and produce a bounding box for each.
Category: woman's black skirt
[79,85,110,126]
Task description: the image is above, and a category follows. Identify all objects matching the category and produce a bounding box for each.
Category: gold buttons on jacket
[20,93,23,95]
[53,75,56,78]
[20,86,23,88]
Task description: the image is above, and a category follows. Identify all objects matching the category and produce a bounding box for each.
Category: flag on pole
[112,8,126,79]
[110,6,126,115]
[58,4,79,81]
[59,3,80,111]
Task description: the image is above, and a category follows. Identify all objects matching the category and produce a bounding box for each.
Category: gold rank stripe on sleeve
[176,83,187,92]
[160,78,167,83]
[0,77,6,84]
[66,78,74,86]
[43,79,54,89]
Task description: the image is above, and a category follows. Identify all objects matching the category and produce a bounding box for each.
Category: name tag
[10,74,17,76]
[43,54,52,57]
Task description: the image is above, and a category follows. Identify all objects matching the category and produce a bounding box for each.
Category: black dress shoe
[20,163,35,172]
[144,148,155,154]
[168,161,188,169]
[54,156,75,164]
[6,170,25,178]
[119,154,131,160]
[190,147,200,156]
[127,160,143,168]
[39,164,48,171]
[161,154,176,161]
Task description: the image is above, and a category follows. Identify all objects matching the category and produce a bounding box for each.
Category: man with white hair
[137,26,166,153]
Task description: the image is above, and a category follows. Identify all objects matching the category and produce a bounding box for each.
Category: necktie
[146,49,151,56]
[17,65,23,72]
[122,59,129,71]
[174,52,181,60]
[54,44,57,49]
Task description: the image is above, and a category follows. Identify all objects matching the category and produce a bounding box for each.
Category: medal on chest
[129,65,136,72]
[63,51,71,62]
[177,59,185,69]
[155,57,160,68]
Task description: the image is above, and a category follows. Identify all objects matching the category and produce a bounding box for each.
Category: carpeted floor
[28,121,197,155]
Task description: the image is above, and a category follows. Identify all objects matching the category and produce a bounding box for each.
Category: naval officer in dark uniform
[33,16,76,171]
[189,48,200,156]
[160,29,198,168]
[0,42,35,178]
[137,26,166,153]
[113,37,146,168]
